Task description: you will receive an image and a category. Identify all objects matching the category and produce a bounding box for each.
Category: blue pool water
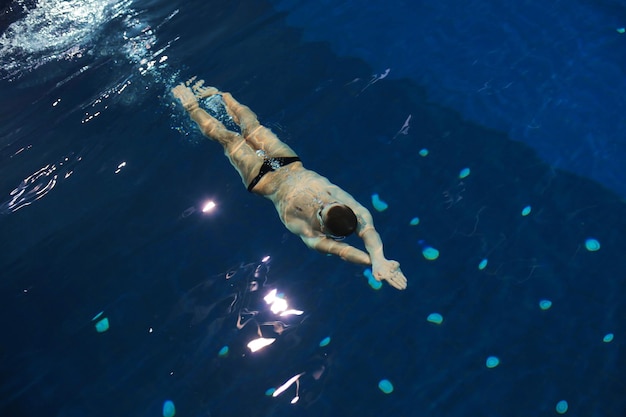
[1,1,625,416]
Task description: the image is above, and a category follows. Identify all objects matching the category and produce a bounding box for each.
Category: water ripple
[0,154,81,214]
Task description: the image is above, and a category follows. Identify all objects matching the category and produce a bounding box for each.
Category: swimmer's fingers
[384,269,407,290]
[373,260,407,290]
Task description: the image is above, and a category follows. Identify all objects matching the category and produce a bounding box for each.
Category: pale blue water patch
[269,0,626,197]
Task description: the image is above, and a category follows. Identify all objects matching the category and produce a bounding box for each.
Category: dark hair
[324,205,358,237]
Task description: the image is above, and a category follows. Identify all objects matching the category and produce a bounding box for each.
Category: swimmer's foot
[191,79,219,99]
[172,83,199,112]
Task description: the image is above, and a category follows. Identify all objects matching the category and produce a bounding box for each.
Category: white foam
[0,0,131,78]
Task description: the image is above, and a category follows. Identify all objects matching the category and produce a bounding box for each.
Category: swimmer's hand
[373,259,407,290]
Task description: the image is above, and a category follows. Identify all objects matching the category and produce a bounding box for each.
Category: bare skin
[172,78,407,290]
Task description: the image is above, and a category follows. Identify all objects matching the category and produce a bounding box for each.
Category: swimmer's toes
[197,86,219,98]
[184,76,197,86]
[192,80,219,98]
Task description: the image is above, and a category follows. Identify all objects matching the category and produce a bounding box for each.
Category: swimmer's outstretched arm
[289,205,407,290]
[330,188,408,290]
[284,216,371,264]
[359,226,407,290]
[301,235,371,265]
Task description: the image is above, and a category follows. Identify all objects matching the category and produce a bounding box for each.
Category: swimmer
[172,78,407,290]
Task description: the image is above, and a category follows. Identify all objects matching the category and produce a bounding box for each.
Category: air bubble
[371,193,389,212]
[94,317,110,333]
[363,268,382,290]
[378,379,394,394]
[422,246,439,260]
[478,258,488,270]
[426,313,443,324]
[556,400,568,414]
[584,238,600,252]
[485,356,500,368]
[162,400,176,417]
[218,346,229,357]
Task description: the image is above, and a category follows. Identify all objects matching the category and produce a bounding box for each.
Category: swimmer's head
[319,203,357,238]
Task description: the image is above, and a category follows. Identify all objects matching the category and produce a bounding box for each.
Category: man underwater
[172,78,407,290]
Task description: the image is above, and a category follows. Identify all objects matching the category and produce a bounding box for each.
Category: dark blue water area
[271,0,626,198]
[0,1,625,417]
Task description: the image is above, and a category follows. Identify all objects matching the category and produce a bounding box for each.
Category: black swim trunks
[247,154,301,192]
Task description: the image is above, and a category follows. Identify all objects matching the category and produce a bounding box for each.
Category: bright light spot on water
[319,336,331,347]
[263,289,298,314]
[539,299,552,310]
[617,28,625,34]
[371,193,388,212]
[114,161,126,174]
[485,356,500,368]
[409,217,420,226]
[264,289,277,304]
[556,400,569,414]
[419,148,429,157]
[521,205,532,216]
[162,400,175,417]
[603,333,614,343]
[427,313,443,324]
[202,200,216,213]
[378,379,394,394]
[270,297,287,314]
[459,167,471,179]
[247,337,276,352]
[280,309,304,317]
[272,373,304,397]
[422,246,439,260]
[261,255,271,263]
[584,238,600,251]
[478,258,488,270]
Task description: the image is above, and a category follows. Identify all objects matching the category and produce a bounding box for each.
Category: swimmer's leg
[185,81,267,145]
[173,83,237,146]
[172,84,238,148]
[179,80,258,133]
[219,92,261,136]
[172,82,262,186]
[190,107,261,186]
[220,92,297,157]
